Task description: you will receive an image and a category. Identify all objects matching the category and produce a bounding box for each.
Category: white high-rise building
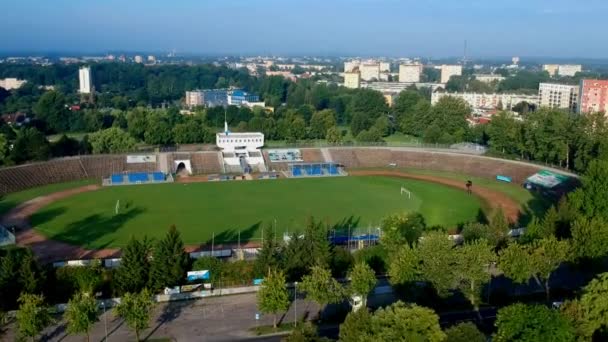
[359,63,380,81]
[399,64,422,83]
[538,83,579,111]
[440,65,463,83]
[558,65,582,77]
[344,60,361,72]
[343,71,361,89]
[379,62,391,72]
[134,55,144,64]
[78,67,92,94]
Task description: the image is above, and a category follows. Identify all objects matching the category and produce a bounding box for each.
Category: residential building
[359,63,380,81]
[147,55,156,63]
[343,71,361,89]
[431,92,539,110]
[579,79,608,114]
[344,60,360,72]
[383,92,399,107]
[512,57,520,65]
[265,71,297,81]
[474,74,505,83]
[399,64,422,83]
[78,67,92,94]
[228,90,260,106]
[134,55,144,64]
[185,89,229,108]
[543,64,560,76]
[362,81,444,93]
[0,78,26,90]
[538,83,579,111]
[440,65,462,83]
[558,65,582,77]
[379,62,391,73]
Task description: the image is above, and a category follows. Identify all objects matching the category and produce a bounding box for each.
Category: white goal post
[400,186,411,199]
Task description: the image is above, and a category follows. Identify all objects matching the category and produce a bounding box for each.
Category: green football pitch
[31,176,484,249]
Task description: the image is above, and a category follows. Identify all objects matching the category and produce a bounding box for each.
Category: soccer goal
[400,186,411,199]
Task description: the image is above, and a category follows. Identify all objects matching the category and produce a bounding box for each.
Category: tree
[417,232,457,297]
[149,225,188,291]
[114,237,151,295]
[10,127,51,163]
[370,302,446,341]
[570,217,608,260]
[494,303,575,342]
[309,109,336,139]
[569,160,608,221]
[300,266,346,319]
[380,212,426,251]
[253,224,282,278]
[16,293,51,342]
[559,299,595,341]
[580,273,608,335]
[325,126,342,144]
[429,96,470,140]
[488,207,510,248]
[0,134,9,166]
[348,262,377,307]
[350,112,371,137]
[114,289,155,342]
[498,237,570,300]
[64,292,99,342]
[339,309,373,342]
[88,127,137,154]
[388,243,418,287]
[33,90,69,132]
[257,268,290,329]
[445,322,486,342]
[461,222,490,243]
[456,239,496,315]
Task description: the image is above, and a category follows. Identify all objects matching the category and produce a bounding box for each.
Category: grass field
[31,176,483,249]
[0,179,96,216]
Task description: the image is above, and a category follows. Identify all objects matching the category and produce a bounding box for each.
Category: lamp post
[294,282,298,327]
[102,301,108,341]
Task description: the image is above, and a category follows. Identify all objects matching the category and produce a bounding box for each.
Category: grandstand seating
[188,152,223,174]
[301,149,324,162]
[111,174,124,184]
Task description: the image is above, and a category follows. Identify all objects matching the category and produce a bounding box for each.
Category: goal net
[400,186,411,199]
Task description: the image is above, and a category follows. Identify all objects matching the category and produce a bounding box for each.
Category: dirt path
[2,171,519,262]
[349,170,520,223]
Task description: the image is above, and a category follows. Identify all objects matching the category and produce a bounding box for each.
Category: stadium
[0,128,577,264]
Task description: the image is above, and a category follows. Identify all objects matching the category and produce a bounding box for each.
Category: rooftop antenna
[463,40,468,66]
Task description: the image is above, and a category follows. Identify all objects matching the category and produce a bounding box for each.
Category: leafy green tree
[498,237,570,300]
[486,112,521,155]
[571,217,608,260]
[16,293,51,342]
[114,237,151,295]
[33,90,69,132]
[388,244,418,287]
[88,127,137,154]
[445,322,486,342]
[254,224,282,278]
[149,225,188,291]
[370,302,446,341]
[559,299,594,341]
[380,212,426,251]
[488,207,510,248]
[257,268,290,328]
[64,292,99,342]
[339,308,373,342]
[348,262,377,307]
[456,239,496,314]
[417,231,457,297]
[569,160,608,221]
[10,127,51,163]
[144,113,173,145]
[494,303,575,342]
[355,127,383,142]
[461,222,490,243]
[309,109,336,139]
[289,116,307,141]
[300,266,346,318]
[580,273,608,335]
[350,112,371,137]
[429,96,470,140]
[0,134,9,166]
[114,289,155,342]
[325,126,342,144]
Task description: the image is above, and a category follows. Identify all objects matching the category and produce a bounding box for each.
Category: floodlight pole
[212,233,215,256]
[102,301,108,341]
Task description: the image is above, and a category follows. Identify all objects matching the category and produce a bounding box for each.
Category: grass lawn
[383,132,421,144]
[383,167,553,223]
[31,176,483,249]
[0,179,96,217]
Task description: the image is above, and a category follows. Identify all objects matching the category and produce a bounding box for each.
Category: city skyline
[2,0,608,58]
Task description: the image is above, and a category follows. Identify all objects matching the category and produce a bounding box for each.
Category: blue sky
[1,0,607,58]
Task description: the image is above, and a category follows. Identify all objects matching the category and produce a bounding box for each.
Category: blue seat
[152,172,165,182]
[292,168,302,177]
[328,166,338,175]
[312,166,322,175]
[128,172,148,183]
[111,174,123,184]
